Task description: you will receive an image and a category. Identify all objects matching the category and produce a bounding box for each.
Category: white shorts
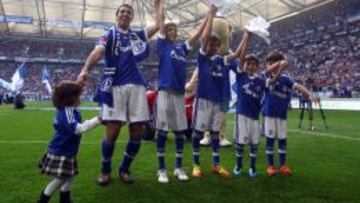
[155,90,187,131]
[101,84,149,123]
[264,116,287,139]
[192,98,222,132]
[234,114,260,145]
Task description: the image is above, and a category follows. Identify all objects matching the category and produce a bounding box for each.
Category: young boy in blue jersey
[77,1,162,184]
[191,5,251,178]
[233,51,266,177]
[263,51,319,176]
[155,2,211,183]
[37,81,100,203]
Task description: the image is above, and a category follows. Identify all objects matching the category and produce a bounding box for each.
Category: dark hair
[244,54,259,65]
[165,23,177,31]
[266,51,284,63]
[209,35,221,46]
[52,81,82,109]
[116,4,134,16]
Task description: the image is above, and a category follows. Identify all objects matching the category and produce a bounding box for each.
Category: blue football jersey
[47,108,82,157]
[97,27,148,86]
[236,72,265,120]
[157,36,191,93]
[196,49,229,104]
[262,74,295,119]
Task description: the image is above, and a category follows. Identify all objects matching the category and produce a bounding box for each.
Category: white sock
[60,178,74,192]
[44,178,64,196]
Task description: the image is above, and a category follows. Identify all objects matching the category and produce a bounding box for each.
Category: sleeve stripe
[184,40,193,51]
[65,108,74,124]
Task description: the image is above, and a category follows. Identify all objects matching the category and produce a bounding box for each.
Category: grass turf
[0,102,359,203]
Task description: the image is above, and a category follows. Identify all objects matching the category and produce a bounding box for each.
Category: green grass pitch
[0,102,359,203]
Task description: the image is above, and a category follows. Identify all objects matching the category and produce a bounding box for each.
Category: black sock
[60,191,72,203]
[37,191,50,203]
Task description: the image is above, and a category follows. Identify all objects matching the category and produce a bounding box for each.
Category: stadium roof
[0,0,332,39]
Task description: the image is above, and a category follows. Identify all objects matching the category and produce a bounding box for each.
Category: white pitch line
[227,120,359,141]
[288,129,360,141]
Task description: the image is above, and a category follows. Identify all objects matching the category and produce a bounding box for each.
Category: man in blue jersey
[155,3,211,183]
[77,1,162,184]
[191,5,250,178]
[263,51,319,176]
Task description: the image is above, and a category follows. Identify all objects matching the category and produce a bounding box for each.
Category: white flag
[41,67,53,95]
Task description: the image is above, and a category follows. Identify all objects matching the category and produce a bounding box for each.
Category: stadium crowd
[0,0,359,99]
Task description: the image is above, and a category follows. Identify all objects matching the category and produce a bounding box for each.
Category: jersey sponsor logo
[268,83,290,99]
[170,50,186,62]
[210,63,223,77]
[242,83,261,98]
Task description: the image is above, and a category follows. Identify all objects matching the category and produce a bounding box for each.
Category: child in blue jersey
[191,5,251,178]
[154,2,211,183]
[263,51,319,176]
[233,52,267,178]
[37,81,100,203]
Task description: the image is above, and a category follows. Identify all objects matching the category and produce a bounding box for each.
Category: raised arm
[158,0,166,36]
[295,83,319,104]
[146,0,162,39]
[200,5,218,53]
[228,31,250,62]
[77,46,104,87]
[187,11,210,47]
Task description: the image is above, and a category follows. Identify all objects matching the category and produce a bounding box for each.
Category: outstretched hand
[76,70,88,88]
[310,94,320,106]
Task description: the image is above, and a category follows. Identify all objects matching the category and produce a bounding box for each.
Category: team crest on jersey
[100,77,113,92]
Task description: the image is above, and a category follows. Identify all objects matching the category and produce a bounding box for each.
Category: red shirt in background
[185,96,194,120]
[146,90,157,114]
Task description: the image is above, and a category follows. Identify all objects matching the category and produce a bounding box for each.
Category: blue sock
[278,139,287,167]
[235,143,244,170]
[157,130,167,170]
[174,132,184,169]
[192,131,203,166]
[250,144,258,172]
[211,132,220,166]
[266,137,275,166]
[119,138,141,173]
[101,139,115,174]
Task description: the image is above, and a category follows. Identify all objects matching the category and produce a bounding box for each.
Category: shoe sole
[175,175,189,181]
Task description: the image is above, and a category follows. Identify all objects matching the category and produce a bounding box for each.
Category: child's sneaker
[158,170,169,183]
[233,167,242,176]
[267,165,277,176]
[279,165,292,176]
[119,171,134,184]
[97,173,111,185]
[212,165,230,177]
[200,136,211,146]
[248,168,258,178]
[174,168,189,181]
[192,166,204,178]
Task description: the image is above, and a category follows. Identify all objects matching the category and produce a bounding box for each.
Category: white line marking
[288,129,360,141]
[228,120,359,141]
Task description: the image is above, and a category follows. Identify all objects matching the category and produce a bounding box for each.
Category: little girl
[37,81,101,203]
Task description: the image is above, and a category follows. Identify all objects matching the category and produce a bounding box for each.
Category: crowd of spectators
[0,0,359,99]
